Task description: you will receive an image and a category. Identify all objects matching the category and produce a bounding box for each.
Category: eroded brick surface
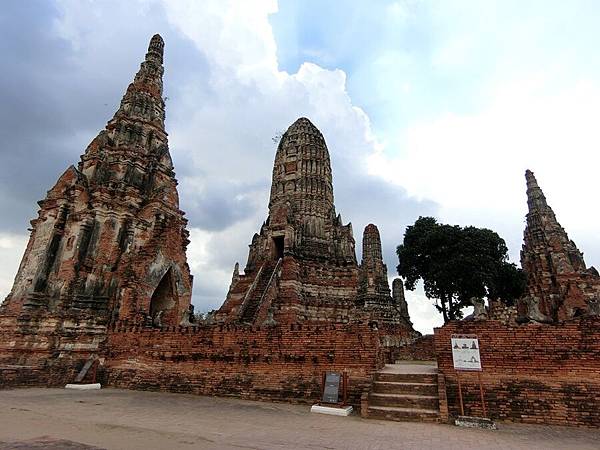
[0,35,192,379]
[0,37,415,403]
[518,170,600,323]
[215,118,417,347]
[434,318,600,427]
[103,322,382,406]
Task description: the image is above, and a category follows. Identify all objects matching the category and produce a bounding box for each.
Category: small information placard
[451,334,482,371]
[322,372,341,403]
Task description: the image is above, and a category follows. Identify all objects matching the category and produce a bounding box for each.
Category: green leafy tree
[397,217,526,322]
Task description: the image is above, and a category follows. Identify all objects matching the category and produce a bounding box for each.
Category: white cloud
[16,1,599,335]
[160,1,434,328]
[369,76,600,264]
[0,233,28,301]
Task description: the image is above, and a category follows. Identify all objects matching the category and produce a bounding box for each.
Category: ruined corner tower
[1,35,193,328]
[216,118,416,332]
[519,170,600,322]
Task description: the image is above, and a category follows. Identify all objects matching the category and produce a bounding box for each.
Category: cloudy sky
[1,0,599,333]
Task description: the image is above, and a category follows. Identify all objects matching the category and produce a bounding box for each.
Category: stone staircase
[239,261,278,324]
[365,362,440,422]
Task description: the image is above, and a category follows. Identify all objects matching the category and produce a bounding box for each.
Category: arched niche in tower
[149,267,177,319]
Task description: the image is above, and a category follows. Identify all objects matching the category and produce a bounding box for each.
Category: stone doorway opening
[273,236,284,260]
[149,268,176,320]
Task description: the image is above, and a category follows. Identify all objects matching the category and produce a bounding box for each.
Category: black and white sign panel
[451,335,482,371]
[322,372,341,403]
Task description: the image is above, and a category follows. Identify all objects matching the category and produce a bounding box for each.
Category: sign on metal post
[451,335,481,371]
[451,334,487,419]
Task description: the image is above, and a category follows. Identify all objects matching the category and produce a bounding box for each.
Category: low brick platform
[434,318,600,427]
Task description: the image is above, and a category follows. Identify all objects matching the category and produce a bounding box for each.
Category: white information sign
[451,335,482,371]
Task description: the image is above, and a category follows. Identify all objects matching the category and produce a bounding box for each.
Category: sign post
[451,334,495,428]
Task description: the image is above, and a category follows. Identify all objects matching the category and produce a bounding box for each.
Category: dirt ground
[0,388,598,450]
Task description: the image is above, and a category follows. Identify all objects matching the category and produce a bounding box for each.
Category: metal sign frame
[451,334,487,418]
[319,371,348,406]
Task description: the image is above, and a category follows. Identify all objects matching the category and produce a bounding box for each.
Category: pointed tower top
[102,34,166,136]
[287,117,321,134]
[268,116,334,221]
[364,223,379,235]
[146,34,164,63]
[362,224,383,262]
[525,169,549,212]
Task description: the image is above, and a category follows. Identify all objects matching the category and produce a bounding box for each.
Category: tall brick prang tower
[217,118,417,334]
[519,170,600,322]
[1,35,193,327]
[358,224,412,326]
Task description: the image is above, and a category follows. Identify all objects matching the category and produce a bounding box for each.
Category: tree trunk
[448,297,456,321]
[441,297,449,323]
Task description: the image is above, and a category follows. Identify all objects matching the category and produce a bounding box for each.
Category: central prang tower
[217,118,416,332]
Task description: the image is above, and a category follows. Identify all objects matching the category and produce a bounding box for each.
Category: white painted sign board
[451,335,482,371]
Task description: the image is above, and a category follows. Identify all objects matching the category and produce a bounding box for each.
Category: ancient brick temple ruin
[0,35,192,369]
[517,170,600,323]
[1,34,599,428]
[0,36,415,405]
[215,118,415,333]
[430,170,600,427]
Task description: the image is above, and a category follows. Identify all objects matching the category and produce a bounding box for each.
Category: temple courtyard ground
[0,388,598,450]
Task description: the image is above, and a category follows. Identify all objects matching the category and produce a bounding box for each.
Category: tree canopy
[396,216,526,322]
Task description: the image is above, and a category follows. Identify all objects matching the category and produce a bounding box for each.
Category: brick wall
[0,313,107,388]
[1,309,409,409]
[102,322,383,406]
[434,318,600,427]
[392,334,436,361]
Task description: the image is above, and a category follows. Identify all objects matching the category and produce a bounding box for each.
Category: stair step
[368,393,438,409]
[367,406,439,423]
[373,381,438,395]
[239,265,276,323]
[375,372,437,384]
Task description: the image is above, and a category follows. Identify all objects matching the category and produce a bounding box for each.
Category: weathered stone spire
[519,169,599,322]
[77,33,177,211]
[522,170,585,274]
[2,35,192,328]
[146,33,165,64]
[362,224,383,262]
[269,117,334,225]
[216,116,417,335]
[525,169,549,212]
[358,224,391,305]
[392,278,411,323]
[103,34,166,147]
[263,117,354,262]
[357,224,415,326]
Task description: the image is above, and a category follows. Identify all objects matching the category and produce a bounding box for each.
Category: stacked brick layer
[434,318,600,427]
[0,313,106,387]
[392,334,436,361]
[103,322,382,406]
[0,313,426,408]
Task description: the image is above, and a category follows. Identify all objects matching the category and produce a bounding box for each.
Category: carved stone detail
[519,170,600,323]
[216,119,416,332]
[1,35,193,327]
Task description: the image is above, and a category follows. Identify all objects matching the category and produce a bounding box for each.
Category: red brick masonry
[434,317,600,427]
[393,334,436,361]
[102,322,383,406]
